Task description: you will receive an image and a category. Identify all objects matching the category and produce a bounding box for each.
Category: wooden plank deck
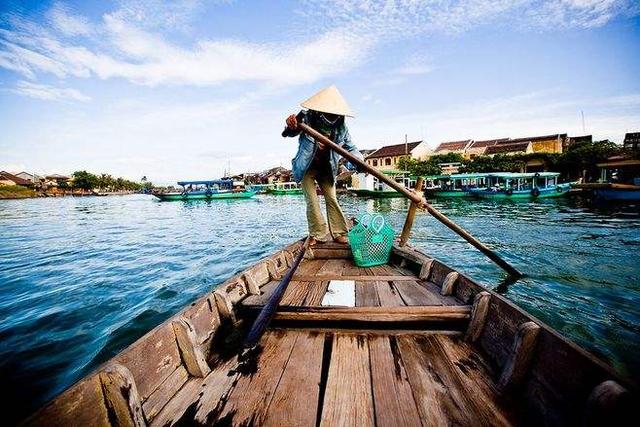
[241,256,464,310]
[176,330,516,426]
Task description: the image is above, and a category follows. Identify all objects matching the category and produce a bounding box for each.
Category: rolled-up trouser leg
[318,174,348,237]
[301,170,329,238]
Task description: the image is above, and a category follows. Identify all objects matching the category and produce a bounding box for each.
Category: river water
[1,194,639,421]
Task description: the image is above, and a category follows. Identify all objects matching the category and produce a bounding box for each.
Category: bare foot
[308,236,318,247]
[333,235,348,244]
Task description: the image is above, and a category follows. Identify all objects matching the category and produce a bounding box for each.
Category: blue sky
[1,0,639,184]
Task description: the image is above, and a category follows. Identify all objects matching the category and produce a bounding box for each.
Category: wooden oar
[297,122,523,278]
[241,238,309,351]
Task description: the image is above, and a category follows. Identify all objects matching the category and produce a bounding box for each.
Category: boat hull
[267,189,304,195]
[425,190,473,198]
[469,184,572,199]
[593,188,640,201]
[153,191,255,201]
[351,189,404,198]
[24,240,634,427]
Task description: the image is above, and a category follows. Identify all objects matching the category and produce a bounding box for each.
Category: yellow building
[365,141,431,171]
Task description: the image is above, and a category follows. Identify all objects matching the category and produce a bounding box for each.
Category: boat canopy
[486,172,560,179]
[418,173,489,181]
[177,179,234,187]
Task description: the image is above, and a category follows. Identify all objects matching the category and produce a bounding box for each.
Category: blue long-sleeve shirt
[282,111,363,183]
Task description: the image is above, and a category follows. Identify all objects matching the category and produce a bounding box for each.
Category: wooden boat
[24,239,634,426]
[468,172,572,199]
[267,181,304,195]
[153,179,255,201]
[424,173,489,198]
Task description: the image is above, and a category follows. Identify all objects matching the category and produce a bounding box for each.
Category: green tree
[72,171,98,190]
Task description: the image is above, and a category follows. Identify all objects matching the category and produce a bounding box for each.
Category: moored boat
[153,179,255,201]
[24,239,634,426]
[424,173,489,197]
[267,181,303,195]
[468,172,572,199]
[572,159,640,201]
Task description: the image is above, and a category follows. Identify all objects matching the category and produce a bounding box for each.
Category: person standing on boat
[283,85,363,246]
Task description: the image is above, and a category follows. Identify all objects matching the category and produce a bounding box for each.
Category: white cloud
[10,80,91,102]
[47,3,92,36]
[301,0,638,36]
[2,1,636,88]
[351,91,640,148]
[0,6,368,87]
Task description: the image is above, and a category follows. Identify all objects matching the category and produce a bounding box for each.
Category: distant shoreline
[0,187,138,200]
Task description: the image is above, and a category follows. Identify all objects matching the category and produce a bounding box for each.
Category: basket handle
[370,214,385,233]
[358,213,373,227]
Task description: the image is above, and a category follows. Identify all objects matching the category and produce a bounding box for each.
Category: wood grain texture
[241,280,279,306]
[215,330,299,426]
[466,291,491,343]
[399,177,424,247]
[23,375,110,427]
[375,281,406,307]
[369,336,422,427]
[192,356,242,425]
[281,281,316,306]
[441,272,459,296]
[398,335,514,427]
[320,334,374,427]
[317,259,348,277]
[172,317,210,378]
[293,274,418,281]
[393,280,445,306]
[303,280,329,306]
[99,363,146,427]
[149,377,204,427]
[498,321,540,391]
[114,323,182,401]
[419,259,434,280]
[297,259,328,275]
[182,295,220,345]
[263,331,325,427]
[142,365,188,422]
[264,305,471,323]
[356,280,380,307]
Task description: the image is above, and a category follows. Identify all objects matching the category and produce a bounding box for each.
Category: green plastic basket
[348,213,395,267]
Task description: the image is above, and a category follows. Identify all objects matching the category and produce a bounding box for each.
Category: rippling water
[1,194,639,422]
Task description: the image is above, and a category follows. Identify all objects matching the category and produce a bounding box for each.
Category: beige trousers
[301,168,348,239]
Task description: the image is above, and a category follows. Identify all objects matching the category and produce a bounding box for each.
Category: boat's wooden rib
[23,239,635,427]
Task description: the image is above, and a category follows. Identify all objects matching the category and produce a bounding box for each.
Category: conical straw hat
[300,85,354,117]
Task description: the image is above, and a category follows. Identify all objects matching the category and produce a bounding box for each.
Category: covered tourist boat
[424,173,489,197]
[572,159,640,201]
[24,239,634,426]
[152,179,255,201]
[267,181,303,195]
[468,172,572,199]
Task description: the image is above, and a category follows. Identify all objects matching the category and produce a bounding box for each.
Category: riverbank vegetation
[398,139,631,180]
[0,184,37,199]
[71,171,152,192]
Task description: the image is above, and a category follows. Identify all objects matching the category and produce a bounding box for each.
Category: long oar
[241,238,309,354]
[298,122,523,278]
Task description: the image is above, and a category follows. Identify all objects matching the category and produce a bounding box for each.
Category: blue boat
[152,179,256,201]
[572,159,640,201]
[468,172,572,199]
